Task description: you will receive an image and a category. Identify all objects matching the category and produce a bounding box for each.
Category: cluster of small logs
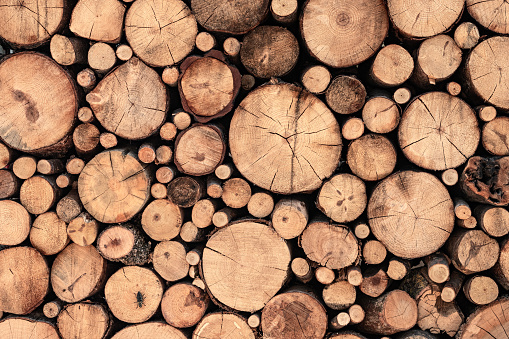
[1,0,509,338]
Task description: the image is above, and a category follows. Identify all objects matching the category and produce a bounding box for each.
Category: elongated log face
[230,83,341,194]
[0,246,49,314]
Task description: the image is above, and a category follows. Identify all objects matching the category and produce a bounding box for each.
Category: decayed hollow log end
[229,82,342,194]
[460,156,509,206]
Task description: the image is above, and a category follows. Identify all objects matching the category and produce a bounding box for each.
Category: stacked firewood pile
[1,0,509,338]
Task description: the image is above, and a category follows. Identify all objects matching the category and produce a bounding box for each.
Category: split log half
[69,0,125,43]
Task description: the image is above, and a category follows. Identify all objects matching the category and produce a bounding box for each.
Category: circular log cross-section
[399,92,480,171]
[51,244,106,303]
[465,36,509,110]
[387,0,464,39]
[370,44,414,87]
[0,200,30,246]
[460,156,509,206]
[153,241,189,282]
[174,125,226,176]
[0,318,59,339]
[240,26,299,79]
[301,0,389,68]
[362,96,400,134]
[230,82,341,194]
[179,54,240,122]
[482,116,509,156]
[78,149,151,224]
[202,221,291,312]
[347,134,397,181]
[0,0,67,48]
[300,221,359,269]
[191,0,269,34]
[30,212,69,256]
[112,322,187,339]
[261,290,328,339]
[457,297,509,338]
[413,35,462,86]
[316,173,367,223]
[105,266,163,324]
[357,290,418,335]
[69,0,125,43]
[0,246,49,315]
[125,0,197,67]
[161,283,209,328]
[57,303,111,339]
[467,0,509,34]
[97,224,151,266]
[193,313,255,339]
[0,52,77,156]
[447,229,499,275]
[368,171,454,259]
[86,57,167,140]
[141,199,183,241]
